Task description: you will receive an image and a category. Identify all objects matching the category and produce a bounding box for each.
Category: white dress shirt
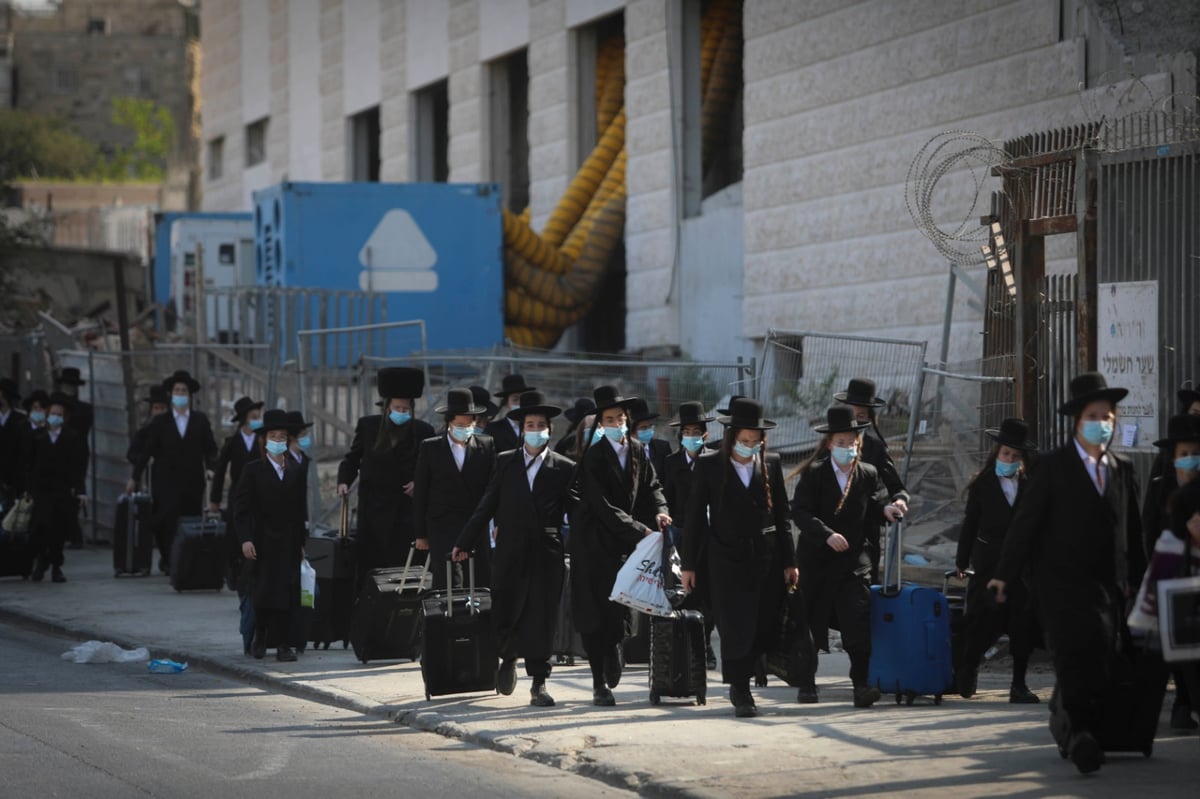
[524,446,547,489]
[241,429,257,451]
[733,458,755,488]
[831,459,851,493]
[269,455,285,480]
[1073,438,1109,495]
[608,436,628,470]
[174,409,190,437]
[449,434,468,471]
[999,474,1019,506]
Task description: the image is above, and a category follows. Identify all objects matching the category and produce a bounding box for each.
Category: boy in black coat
[26,393,88,581]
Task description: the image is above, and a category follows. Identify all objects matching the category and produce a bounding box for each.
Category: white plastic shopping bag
[609,531,675,617]
[300,559,316,609]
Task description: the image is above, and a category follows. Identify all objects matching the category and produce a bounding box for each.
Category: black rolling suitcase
[1048,632,1169,759]
[350,546,430,663]
[943,569,971,691]
[649,609,707,705]
[420,557,497,701]
[170,514,227,591]
[623,610,651,665]
[113,492,153,577]
[309,497,357,649]
[553,555,585,665]
[760,584,817,687]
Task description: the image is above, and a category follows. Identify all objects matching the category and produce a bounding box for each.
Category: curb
[0,605,683,798]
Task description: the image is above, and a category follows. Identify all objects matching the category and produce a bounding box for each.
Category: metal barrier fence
[756,330,928,469]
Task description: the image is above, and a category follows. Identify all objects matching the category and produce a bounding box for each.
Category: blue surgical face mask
[297,434,313,450]
[831,445,858,466]
[733,441,762,459]
[1174,454,1200,472]
[524,429,551,449]
[29,410,46,424]
[247,418,263,431]
[1080,420,1114,446]
[449,424,474,443]
[604,424,627,442]
[681,435,704,454]
[47,413,64,428]
[590,426,604,445]
[171,395,189,409]
[265,439,288,456]
[389,410,411,426]
[995,459,1020,478]
[636,428,655,444]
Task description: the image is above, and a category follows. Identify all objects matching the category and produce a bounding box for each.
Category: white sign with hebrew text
[1098,280,1158,446]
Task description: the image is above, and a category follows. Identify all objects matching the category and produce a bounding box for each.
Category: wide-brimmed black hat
[986,417,1037,451]
[56,367,86,387]
[162,369,200,394]
[258,408,291,433]
[435,387,489,416]
[46,391,73,410]
[593,385,637,415]
[1153,414,1200,448]
[229,395,264,424]
[833,378,885,408]
[670,401,715,428]
[145,385,169,405]
[23,389,49,411]
[564,397,596,424]
[377,367,424,401]
[627,398,659,424]
[508,390,562,421]
[285,410,312,433]
[715,395,744,415]
[495,374,536,399]
[469,385,498,418]
[0,377,20,403]
[1058,372,1128,416]
[718,397,777,431]
[813,405,869,435]
[1179,383,1200,409]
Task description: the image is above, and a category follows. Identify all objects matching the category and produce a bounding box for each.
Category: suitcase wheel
[1057,743,1069,760]
[895,693,902,705]
[342,641,349,649]
[696,693,706,706]
[1142,744,1153,758]
[905,693,915,706]
[649,691,661,706]
[933,694,943,706]
[425,691,431,701]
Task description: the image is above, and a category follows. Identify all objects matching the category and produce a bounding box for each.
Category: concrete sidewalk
[1,547,1195,798]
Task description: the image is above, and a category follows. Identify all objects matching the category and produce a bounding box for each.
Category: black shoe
[530,681,555,707]
[1068,730,1102,774]
[1170,704,1199,733]
[853,684,882,708]
[158,557,169,575]
[1009,685,1040,704]
[31,556,46,582]
[276,647,298,662]
[958,667,978,699]
[603,645,622,688]
[729,686,758,718]
[243,643,252,656]
[592,687,616,706]
[497,659,518,696]
[251,639,266,660]
[51,566,66,583]
[796,685,819,704]
[705,645,717,671]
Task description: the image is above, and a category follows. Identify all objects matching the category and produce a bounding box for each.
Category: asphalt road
[0,621,630,799]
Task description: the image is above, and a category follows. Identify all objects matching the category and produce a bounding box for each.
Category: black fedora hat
[593,385,637,414]
[229,395,265,424]
[285,409,312,433]
[1153,414,1200,448]
[495,374,536,399]
[715,395,744,415]
[508,390,562,421]
[46,391,73,410]
[564,397,596,424]
[0,377,20,403]
[145,385,169,405]
[813,405,869,435]
[1179,383,1200,409]
[469,385,499,418]
[23,389,49,411]
[377,367,424,402]
[718,397,777,431]
[627,398,659,424]
[1058,371,1128,416]
[162,369,200,393]
[56,367,86,387]
[669,401,714,427]
[985,417,1037,451]
[258,408,291,434]
[833,378,885,408]
[435,387,489,416]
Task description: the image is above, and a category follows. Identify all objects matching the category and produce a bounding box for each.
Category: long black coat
[27,427,87,534]
[861,433,909,504]
[337,414,435,570]
[412,433,496,562]
[132,410,218,525]
[662,448,699,529]
[210,430,260,506]
[233,456,308,611]
[0,409,28,495]
[458,448,575,659]
[682,451,794,667]
[484,416,521,454]
[1141,472,1180,558]
[790,457,887,652]
[570,437,667,636]
[994,443,1143,657]
[644,437,670,483]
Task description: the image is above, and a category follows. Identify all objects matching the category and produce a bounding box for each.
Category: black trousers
[254,608,291,650]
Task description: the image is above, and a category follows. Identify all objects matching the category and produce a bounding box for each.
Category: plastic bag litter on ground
[147,659,188,673]
[61,640,151,664]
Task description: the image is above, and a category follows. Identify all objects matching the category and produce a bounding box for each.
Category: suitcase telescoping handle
[339,493,350,540]
[443,552,478,619]
[400,543,430,596]
[880,516,905,596]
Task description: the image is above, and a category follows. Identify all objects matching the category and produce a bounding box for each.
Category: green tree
[0,110,103,183]
[107,97,176,180]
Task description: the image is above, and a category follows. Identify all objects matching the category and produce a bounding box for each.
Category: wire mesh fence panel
[757,330,927,462]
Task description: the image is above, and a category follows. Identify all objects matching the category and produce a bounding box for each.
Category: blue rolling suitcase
[868,521,953,705]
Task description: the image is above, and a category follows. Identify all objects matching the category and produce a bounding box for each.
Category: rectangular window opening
[207,136,224,181]
[348,105,381,182]
[487,49,530,213]
[245,118,268,167]
[412,80,449,182]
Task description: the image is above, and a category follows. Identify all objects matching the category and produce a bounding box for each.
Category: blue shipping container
[153,211,253,317]
[253,182,504,355]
